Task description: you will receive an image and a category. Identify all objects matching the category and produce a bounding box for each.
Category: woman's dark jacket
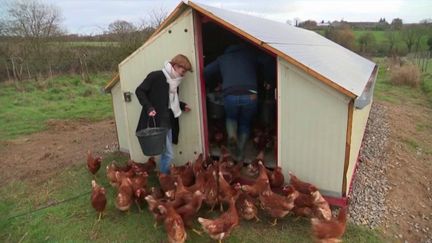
[135,70,186,144]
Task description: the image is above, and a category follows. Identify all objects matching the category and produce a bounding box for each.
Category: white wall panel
[118,9,202,164]
[278,58,350,197]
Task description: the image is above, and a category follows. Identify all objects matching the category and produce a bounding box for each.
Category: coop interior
[200,20,278,168]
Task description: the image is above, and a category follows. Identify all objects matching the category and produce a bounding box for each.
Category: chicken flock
[87,149,348,243]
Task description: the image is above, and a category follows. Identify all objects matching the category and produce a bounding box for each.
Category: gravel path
[349,102,391,228]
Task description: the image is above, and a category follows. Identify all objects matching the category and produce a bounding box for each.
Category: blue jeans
[160,129,173,174]
[224,94,257,160]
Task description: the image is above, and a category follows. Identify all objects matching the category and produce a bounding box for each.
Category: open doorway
[200,19,278,168]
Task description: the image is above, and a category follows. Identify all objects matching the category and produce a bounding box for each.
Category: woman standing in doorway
[136,54,192,174]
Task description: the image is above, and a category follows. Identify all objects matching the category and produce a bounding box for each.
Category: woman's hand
[148,108,157,117]
[184,104,191,112]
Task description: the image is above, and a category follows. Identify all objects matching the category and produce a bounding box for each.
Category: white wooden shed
[105,1,377,205]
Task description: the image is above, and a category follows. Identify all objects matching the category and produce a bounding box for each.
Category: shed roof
[188,1,376,98]
[106,1,376,98]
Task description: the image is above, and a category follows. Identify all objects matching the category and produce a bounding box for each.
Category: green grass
[353,30,388,43]
[373,57,432,106]
[0,153,383,242]
[0,74,113,141]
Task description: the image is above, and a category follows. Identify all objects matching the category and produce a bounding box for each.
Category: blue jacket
[205,44,265,95]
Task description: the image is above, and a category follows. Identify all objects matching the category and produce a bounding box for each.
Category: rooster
[91,180,106,221]
[87,150,102,176]
[311,207,348,243]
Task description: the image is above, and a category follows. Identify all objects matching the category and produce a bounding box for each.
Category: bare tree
[108,20,137,39]
[6,0,63,38]
[149,7,168,29]
[2,0,65,83]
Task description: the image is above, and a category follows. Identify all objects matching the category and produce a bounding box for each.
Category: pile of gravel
[349,102,391,228]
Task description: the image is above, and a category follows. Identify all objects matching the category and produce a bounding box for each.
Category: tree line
[299,18,432,57]
[1,0,431,85]
[0,0,166,84]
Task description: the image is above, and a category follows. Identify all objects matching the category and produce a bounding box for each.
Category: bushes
[389,63,421,87]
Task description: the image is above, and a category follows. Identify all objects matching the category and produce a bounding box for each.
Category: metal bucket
[136,117,168,156]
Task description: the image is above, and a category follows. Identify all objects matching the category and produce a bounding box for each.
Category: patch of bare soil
[380,101,432,243]
[0,119,118,187]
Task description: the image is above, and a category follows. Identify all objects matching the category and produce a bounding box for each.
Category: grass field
[0,74,114,141]
[0,154,384,243]
[2,56,432,242]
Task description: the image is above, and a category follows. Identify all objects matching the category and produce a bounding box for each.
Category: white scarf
[162,61,183,118]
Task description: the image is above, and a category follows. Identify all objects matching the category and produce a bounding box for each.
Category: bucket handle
[147,116,157,128]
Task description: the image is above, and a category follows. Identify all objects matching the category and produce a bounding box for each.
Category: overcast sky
[2,0,431,35]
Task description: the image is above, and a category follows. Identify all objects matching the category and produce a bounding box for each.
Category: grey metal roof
[190,1,376,97]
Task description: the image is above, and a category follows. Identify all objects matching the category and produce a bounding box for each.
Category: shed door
[119,9,203,164]
[277,58,349,197]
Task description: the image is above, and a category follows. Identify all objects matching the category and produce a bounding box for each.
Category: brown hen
[267,166,284,189]
[130,157,156,175]
[158,172,176,192]
[91,180,106,221]
[258,179,296,226]
[241,161,269,197]
[198,197,239,243]
[192,153,204,176]
[311,207,348,243]
[203,166,219,211]
[87,150,102,176]
[176,190,206,228]
[158,204,187,243]
[236,190,259,221]
[170,162,195,187]
[289,171,318,194]
[115,177,133,212]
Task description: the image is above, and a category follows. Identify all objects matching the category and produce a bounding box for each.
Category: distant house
[317,20,330,27]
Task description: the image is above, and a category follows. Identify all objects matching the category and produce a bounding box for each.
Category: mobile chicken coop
[104,1,377,205]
